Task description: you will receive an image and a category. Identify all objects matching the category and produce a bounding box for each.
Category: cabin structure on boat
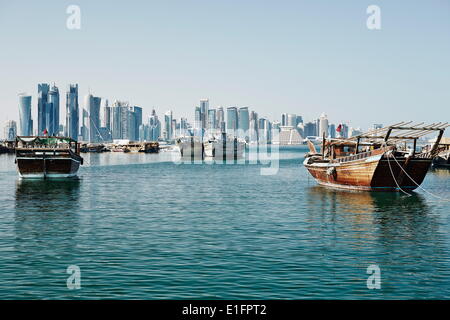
[15,136,83,179]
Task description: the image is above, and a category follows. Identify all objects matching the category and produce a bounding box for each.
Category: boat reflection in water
[13,179,81,284]
[306,186,436,240]
[15,179,81,235]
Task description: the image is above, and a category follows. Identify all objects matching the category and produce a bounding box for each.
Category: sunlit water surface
[0,147,449,299]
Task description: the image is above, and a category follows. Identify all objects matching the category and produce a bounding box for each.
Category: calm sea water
[0,146,449,299]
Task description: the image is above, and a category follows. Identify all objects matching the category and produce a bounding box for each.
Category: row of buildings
[7,84,368,144]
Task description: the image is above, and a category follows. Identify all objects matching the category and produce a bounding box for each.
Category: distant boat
[176,137,204,159]
[431,137,450,167]
[303,122,449,191]
[108,140,159,153]
[15,136,83,179]
[204,136,245,159]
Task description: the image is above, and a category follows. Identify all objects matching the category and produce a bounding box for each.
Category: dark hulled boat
[304,122,449,191]
[15,136,83,179]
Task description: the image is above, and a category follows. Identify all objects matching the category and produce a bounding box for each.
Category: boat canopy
[16,136,76,145]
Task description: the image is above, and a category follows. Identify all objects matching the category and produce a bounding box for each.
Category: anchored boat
[15,136,83,179]
[177,136,205,159]
[303,122,449,191]
[204,135,246,159]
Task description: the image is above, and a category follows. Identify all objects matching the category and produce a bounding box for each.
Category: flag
[336,124,342,133]
[43,129,48,135]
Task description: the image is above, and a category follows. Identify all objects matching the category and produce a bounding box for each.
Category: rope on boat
[389,153,450,202]
[386,151,412,196]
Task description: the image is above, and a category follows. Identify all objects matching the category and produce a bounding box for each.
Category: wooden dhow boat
[15,136,83,179]
[303,122,449,191]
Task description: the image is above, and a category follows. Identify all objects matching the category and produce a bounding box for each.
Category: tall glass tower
[227,107,238,136]
[65,84,79,140]
[238,107,250,139]
[200,99,209,129]
[18,94,33,136]
[37,83,50,134]
[48,84,60,135]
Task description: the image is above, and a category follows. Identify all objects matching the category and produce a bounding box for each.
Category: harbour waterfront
[0,147,450,299]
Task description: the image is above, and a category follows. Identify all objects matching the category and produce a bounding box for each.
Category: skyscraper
[216,106,225,133]
[281,113,287,126]
[200,99,209,129]
[286,114,297,127]
[164,110,173,140]
[249,111,259,142]
[227,107,238,136]
[65,84,79,140]
[48,84,60,135]
[18,94,33,136]
[208,109,217,131]
[4,120,17,141]
[319,113,329,138]
[37,83,50,134]
[148,109,161,141]
[132,106,143,141]
[84,94,102,142]
[194,106,201,130]
[238,107,250,140]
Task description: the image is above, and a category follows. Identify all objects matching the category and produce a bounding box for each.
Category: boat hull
[178,141,204,159]
[16,157,81,179]
[204,141,245,159]
[304,155,432,191]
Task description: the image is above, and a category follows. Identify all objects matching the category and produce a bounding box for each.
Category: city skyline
[5,81,373,142]
[0,1,449,131]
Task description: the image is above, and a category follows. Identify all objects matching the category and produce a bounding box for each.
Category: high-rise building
[249,111,258,142]
[130,106,142,141]
[18,94,33,136]
[216,106,225,133]
[304,122,317,137]
[37,83,50,134]
[102,99,111,129]
[194,106,201,130]
[80,109,89,141]
[227,107,238,136]
[238,107,250,140]
[207,109,216,131]
[200,99,209,129]
[329,123,336,138]
[179,117,188,137]
[65,84,79,140]
[148,109,161,141]
[281,113,288,126]
[84,94,102,142]
[258,118,272,143]
[4,120,17,141]
[319,113,329,138]
[164,110,173,140]
[286,113,297,127]
[108,101,142,141]
[48,84,60,135]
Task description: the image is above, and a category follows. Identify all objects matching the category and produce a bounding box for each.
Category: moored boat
[304,122,449,191]
[15,136,83,179]
[177,136,205,159]
[204,136,246,159]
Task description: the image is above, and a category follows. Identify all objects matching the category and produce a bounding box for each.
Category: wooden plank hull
[17,157,81,179]
[304,155,432,191]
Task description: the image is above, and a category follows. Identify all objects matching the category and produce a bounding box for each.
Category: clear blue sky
[1,0,449,132]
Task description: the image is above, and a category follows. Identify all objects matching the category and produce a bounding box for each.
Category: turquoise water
[0,146,449,299]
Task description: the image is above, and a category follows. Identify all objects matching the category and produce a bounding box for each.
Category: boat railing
[332,146,393,164]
